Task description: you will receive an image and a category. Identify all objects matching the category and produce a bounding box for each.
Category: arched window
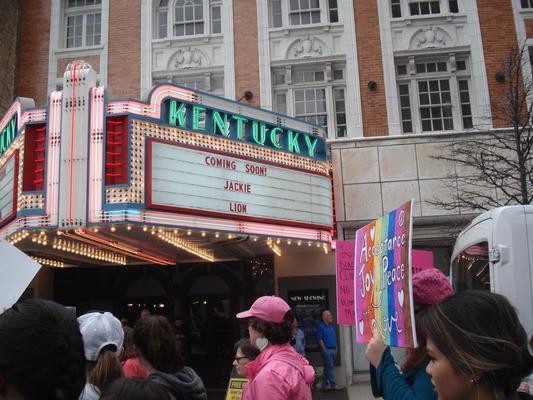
[156,0,221,39]
[175,0,204,36]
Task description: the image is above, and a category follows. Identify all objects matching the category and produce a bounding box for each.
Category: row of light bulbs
[32,256,65,268]
[52,238,127,265]
[157,231,215,262]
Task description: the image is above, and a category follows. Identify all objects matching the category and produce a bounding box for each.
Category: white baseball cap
[78,312,124,361]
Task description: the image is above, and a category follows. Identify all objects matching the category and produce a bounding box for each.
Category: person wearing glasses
[233,339,261,378]
[236,296,315,400]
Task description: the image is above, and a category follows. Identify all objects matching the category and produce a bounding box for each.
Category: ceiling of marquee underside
[13,225,329,268]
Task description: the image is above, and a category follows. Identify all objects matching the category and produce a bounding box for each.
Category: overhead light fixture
[157,231,215,262]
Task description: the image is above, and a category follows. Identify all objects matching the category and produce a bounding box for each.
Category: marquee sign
[0,151,18,227]
[165,99,325,160]
[147,139,333,230]
[0,62,335,267]
[0,115,18,158]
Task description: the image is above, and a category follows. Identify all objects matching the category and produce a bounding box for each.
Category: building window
[448,0,459,13]
[174,0,204,36]
[157,0,169,39]
[211,2,221,34]
[295,88,327,127]
[154,72,224,96]
[270,0,283,27]
[418,79,453,131]
[64,0,101,48]
[156,0,222,38]
[328,0,339,23]
[408,1,440,15]
[289,0,321,25]
[396,56,472,133]
[521,0,533,8]
[333,88,346,137]
[272,64,346,138]
[391,0,402,17]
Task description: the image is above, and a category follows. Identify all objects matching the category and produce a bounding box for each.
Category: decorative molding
[410,27,452,49]
[168,47,210,70]
[287,36,328,59]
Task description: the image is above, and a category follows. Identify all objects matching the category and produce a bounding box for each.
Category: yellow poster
[225,378,248,400]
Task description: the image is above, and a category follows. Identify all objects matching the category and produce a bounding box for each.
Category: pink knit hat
[236,296,291,323]
[412,268,454,305]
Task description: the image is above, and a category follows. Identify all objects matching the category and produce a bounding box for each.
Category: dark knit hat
[412,268,454,305]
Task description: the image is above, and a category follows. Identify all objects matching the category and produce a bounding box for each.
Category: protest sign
[335,240,355,325]
[225,377,248,400]
[354,200,416,348]
[0,240,41,313]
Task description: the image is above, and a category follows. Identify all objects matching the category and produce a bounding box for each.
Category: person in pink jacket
[236,296,315,400]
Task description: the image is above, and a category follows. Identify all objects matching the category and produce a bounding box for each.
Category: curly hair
[420,290,533,399]
[0,299,86,400]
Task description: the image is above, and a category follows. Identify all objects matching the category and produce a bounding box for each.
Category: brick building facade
[5,0,533,385]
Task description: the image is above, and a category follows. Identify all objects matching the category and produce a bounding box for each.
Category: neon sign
[0,115,17,157]
[165,99,326,160]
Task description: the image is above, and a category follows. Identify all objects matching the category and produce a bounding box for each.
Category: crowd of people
[0,268,532,400]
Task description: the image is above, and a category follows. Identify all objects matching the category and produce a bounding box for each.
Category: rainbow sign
[354,200,417,348]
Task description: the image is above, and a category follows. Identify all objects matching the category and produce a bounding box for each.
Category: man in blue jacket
[316,309,339,391]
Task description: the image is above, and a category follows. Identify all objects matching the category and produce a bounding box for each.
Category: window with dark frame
[409,1,440,15]
[391,0,402,18]
[328,0,339,23]
[448,0,459,13]
[521,0,533,8]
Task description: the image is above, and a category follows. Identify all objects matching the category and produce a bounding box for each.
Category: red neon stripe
[35,137,45,142]
[35,126,46,132]
[107,131,122,135]
[105,162,122,167]
[106,151,120,156]
[105,173,122,177]
[34,168,44,173]
[33,179,44,183]
[35,147,45,152]
[69,63,77,223]
[107,120,123,125]
[34,158,45,162]
[107,140,122,145]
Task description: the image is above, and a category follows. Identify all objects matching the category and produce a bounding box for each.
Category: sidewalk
[346,382,375,399]
[312,382,374,400]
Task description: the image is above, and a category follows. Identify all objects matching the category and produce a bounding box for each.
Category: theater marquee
[0,61,334,267]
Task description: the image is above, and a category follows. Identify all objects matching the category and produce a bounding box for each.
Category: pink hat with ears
[412,268,454,305]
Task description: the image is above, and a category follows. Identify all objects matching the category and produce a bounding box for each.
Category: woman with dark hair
[100,377,170,400]
[236,296,315,400]
[78,311,124,400]
[232,338,261,378]
[0,299,86,400]
[365,268,454,399]
[133,315,206,400]
[419,290,533,400]
[121,326,147,378]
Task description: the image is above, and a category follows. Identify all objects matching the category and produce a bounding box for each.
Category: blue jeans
[321,348,336,389]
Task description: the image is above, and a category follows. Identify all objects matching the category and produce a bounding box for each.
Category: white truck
[450,205,533,335]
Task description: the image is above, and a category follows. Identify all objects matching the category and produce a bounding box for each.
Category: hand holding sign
[365,326,386,368]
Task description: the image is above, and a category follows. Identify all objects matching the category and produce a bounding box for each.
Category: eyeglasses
[235,356,249,363]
